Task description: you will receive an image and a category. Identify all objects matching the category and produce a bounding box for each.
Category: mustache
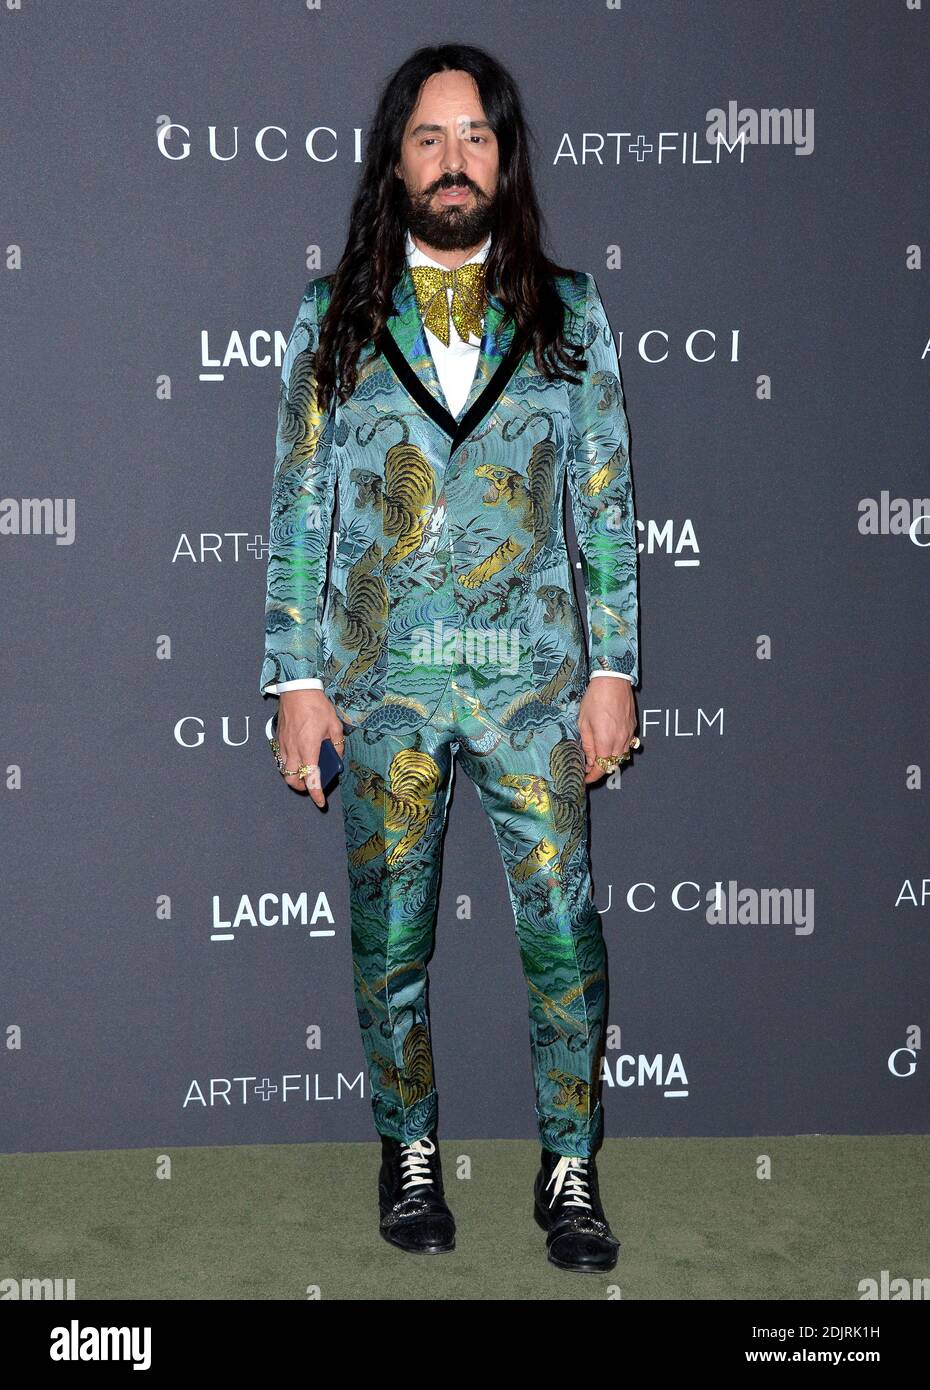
[431,175,479,195]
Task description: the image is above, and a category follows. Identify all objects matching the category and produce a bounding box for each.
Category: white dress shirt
[267,229,631,693]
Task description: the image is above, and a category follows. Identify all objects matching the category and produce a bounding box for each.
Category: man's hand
[578,678,638,785]
[275,690,347,808]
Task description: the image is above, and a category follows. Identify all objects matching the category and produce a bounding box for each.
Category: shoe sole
[533,1204,619,1273]
[379,1228,456,1255]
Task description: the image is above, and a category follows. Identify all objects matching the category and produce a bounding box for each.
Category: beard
[400,172,497,251]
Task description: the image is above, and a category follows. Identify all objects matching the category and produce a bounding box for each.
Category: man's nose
[441,130,471,173]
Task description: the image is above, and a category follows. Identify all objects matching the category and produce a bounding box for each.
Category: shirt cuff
[264,678,324,694]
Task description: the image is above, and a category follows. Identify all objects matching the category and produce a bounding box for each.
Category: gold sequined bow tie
[409,260,487,346]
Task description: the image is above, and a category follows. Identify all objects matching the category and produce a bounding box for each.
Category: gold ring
[269,735,318,779]
[269,735,292,774]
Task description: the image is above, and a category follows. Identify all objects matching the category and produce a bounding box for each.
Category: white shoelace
[399,1136,437,1190]
[545,1155,593,1210]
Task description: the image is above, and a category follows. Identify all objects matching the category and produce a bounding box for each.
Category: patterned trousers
[339,665,610,1158]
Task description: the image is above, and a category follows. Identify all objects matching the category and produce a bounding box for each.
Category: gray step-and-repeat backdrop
[2,1,927,1155]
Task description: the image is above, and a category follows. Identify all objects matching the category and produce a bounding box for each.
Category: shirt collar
[405,227,491,270]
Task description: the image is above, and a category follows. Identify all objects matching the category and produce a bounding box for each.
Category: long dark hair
[314,43,589,413]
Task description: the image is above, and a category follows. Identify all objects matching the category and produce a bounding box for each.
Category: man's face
[394,69,499,252]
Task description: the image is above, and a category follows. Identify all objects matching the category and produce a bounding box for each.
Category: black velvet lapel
[379,327,529,452]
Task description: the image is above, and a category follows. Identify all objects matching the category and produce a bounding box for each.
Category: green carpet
[1,1136,926,1300]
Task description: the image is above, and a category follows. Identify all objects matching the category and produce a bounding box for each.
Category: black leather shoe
[378,1131,456,1254]
[533,1147,620,1272]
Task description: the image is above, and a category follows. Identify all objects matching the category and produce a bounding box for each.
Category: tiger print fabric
[342,665,609,1157]
[260,262,638,737]
[260,257,639,1154]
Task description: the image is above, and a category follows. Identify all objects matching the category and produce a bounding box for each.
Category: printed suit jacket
[260,262,639,738]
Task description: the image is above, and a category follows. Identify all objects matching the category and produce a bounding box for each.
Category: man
[260,45,640,1274]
